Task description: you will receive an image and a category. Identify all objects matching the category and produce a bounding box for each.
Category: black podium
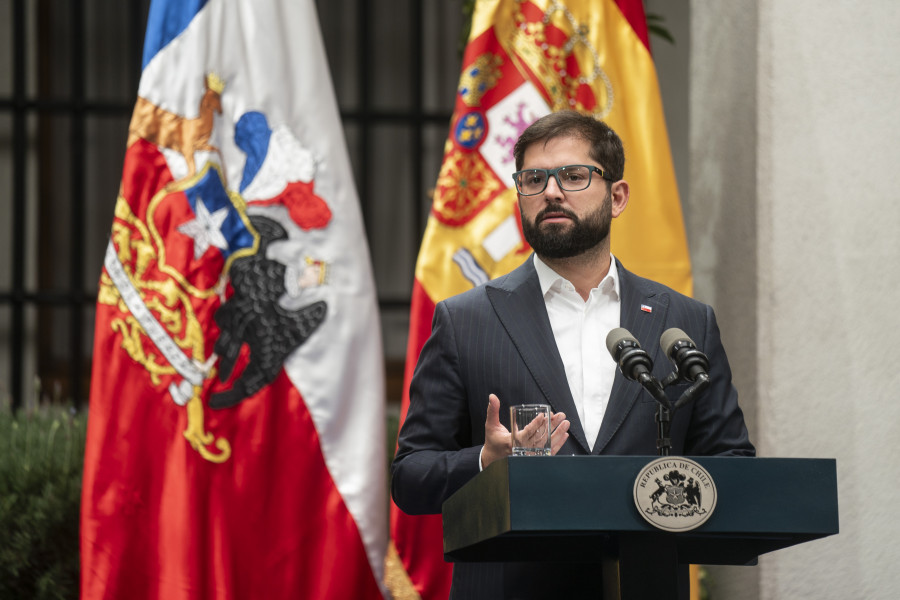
[442,456,838,599]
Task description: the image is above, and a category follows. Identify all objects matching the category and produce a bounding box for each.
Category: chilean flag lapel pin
[640,304,653,313]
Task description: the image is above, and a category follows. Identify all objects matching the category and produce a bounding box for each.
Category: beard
[521,195,612,259]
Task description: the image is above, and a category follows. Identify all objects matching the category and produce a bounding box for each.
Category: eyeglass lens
[516,165,593,195]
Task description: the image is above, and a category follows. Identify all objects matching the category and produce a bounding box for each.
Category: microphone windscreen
[660,328,693,357]
[606,327,637,357]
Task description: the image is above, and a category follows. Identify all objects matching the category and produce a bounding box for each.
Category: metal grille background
[0,0,463,410]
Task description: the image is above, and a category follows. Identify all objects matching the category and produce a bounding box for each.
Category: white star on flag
[177,197,230,260]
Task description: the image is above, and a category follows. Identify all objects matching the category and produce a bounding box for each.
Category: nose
[542,172,565,201]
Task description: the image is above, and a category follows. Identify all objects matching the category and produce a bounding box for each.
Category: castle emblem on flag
[100,73,333,462]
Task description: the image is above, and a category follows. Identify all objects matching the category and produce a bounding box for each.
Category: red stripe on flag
[614,0,650,51]
[398,280,437,427]
[389,280,451,598]
[82,365,381,599]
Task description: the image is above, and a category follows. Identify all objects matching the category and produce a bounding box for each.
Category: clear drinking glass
[510,404,551,456]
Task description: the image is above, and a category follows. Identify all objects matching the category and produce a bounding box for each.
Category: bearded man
[391,110,754,599]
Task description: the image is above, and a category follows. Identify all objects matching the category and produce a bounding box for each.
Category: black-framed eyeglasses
[511,164,611,196]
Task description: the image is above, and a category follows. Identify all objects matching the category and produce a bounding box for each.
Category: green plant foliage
[459,0,477,58]
[0,401,86,600]
[646,12,676,45]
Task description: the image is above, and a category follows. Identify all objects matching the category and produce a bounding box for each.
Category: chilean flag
[81,1,387,598]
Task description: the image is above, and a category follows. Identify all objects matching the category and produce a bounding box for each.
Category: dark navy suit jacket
[391,256,754,599]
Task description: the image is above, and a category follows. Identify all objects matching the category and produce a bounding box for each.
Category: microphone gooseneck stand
[643,372,710,456]
[605,327,712,456]
[635,373,672,456]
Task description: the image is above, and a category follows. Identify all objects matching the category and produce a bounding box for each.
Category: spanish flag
[386,1,691,598]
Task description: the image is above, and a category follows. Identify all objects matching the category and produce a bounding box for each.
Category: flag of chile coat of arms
[81,1,387,599]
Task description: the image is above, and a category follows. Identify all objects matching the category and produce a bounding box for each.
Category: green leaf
[646,12,676,45]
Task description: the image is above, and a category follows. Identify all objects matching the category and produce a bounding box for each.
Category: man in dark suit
[391,111,754,599]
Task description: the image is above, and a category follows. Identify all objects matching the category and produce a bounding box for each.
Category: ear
[610,180,629,218]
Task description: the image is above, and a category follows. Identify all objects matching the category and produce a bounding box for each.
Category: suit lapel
[485,258,591,452]
[592,260,669,454]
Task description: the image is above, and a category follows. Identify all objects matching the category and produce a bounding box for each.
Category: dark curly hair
[512,110,625,181]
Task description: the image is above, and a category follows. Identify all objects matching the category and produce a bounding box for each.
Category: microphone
[605,328,653,381]
[660,328,710,383]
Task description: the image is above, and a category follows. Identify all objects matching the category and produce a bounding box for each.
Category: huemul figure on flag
[81,1,387,598]
[386,1,753,599]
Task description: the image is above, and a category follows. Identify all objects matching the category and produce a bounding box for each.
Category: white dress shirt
[533,254,620,451]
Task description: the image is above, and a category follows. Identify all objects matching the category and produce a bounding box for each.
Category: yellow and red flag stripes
[387,1,691,598]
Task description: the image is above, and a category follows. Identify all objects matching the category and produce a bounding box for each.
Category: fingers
[486,394,502,429]
[482,394,511,469]
[514,413,548,449]
[550,412,570,455]
[550,410,566,430]
[511,408,568,454]
[518,413,548,439]
[485,399,570,464]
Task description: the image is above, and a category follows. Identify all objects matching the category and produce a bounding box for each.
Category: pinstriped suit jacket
[391,256,754,599]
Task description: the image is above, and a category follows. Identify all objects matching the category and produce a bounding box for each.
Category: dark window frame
[0,0,461,409]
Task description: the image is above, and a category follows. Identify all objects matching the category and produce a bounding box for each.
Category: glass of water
[510,404,551,456]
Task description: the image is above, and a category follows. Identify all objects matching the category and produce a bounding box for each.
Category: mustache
[536,204,578,223]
